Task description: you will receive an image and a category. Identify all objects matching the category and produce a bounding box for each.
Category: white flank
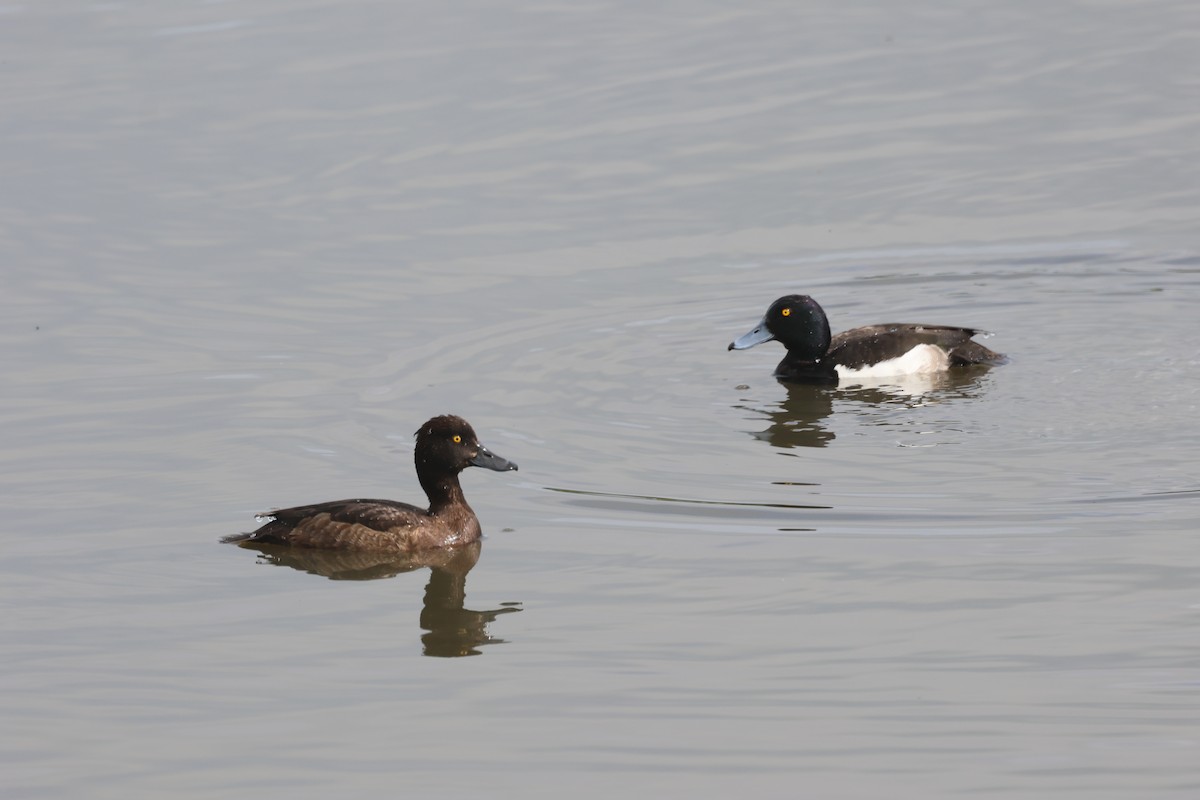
[835,343,950,379]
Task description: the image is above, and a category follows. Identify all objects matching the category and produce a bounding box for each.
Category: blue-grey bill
[471,446,518,472]
[728,318,775,350]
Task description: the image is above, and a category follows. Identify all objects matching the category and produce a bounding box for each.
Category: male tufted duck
[729,295,1004,384]
[225,415,517,552]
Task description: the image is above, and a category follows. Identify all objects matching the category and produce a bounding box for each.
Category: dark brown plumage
[225,415,517,552]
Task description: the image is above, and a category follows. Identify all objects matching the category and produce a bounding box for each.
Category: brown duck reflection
[236,540,521,657]
[739,368,995,449]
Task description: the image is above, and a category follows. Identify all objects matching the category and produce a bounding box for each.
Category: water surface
[3,1,1199,797]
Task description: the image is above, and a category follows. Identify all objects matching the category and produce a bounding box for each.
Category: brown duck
[225,415,517,552]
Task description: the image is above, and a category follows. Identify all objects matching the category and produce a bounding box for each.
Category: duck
[225,415,517,552]
[729,294,1004,384]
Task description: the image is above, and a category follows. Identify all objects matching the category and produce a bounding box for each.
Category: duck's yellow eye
[781,307,791,317]
[452,435,462,443]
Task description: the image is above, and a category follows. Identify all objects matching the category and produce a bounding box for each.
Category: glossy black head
[414,415,518,475]
[728,295,833,361]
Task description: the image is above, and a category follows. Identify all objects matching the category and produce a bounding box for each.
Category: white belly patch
[835,344,951,379]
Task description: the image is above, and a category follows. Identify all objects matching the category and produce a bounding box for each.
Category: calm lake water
[3,1,1199,797]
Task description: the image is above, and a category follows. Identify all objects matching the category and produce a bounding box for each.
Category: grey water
[3,1,1199,797]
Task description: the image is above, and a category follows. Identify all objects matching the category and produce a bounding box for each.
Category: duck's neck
[422,473,482,544]
[421,471,470,515]
[776,353,839,383]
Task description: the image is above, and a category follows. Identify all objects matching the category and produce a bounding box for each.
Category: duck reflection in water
[737,368,996,450]
[736,382,836,448]
[238,540,521,657]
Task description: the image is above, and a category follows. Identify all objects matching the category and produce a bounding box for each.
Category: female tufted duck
[729,295,1004,384]
[225,415,517,552]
